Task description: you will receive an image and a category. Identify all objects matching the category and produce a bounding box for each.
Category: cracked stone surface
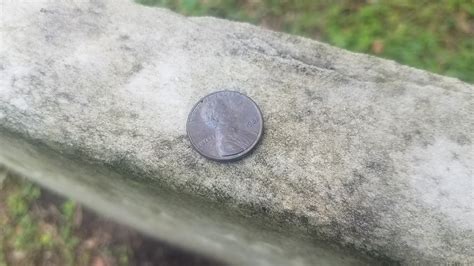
[1,0,473,265]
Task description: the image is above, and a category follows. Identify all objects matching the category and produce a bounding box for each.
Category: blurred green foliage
[5,182,42,251]
[60,201,80,266]
[1,177,81,265]
[1,174,138,266]
[137,0,473,82]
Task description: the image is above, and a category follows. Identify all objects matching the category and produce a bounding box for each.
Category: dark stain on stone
[107,153,137,178]
[230,33,337,75]
[260,205,270,214]
[451,152,459,160]
[374,76,387,83]
[299,215,309,225]
[402,133,412,143]
[10,76,17,88]
[327,220,344,242]
[182,155,199,171]
[325,183,332,191]
[304,88,323,102]
[73,8,83,15]
[132,63,143,73]
[454,134,471,146]
[154,135,188,159]
[366,161,387,173]
[325,192,334,201]
[175,135,187,143]
[402,129,422,143]
[421,140,432,148]
[40,8,55,14]
[228,48,239,56]
[56,92,74,101]
[392,86,406,96]
[119,34,130,40]
[253,153,268,166]
[120,45,133,51]
[158,139,174,151]
[351,207,378,233]
[343,170,366,195]
[211,188,233,205]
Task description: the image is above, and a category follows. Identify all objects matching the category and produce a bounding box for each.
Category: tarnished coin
[186,91,263,161]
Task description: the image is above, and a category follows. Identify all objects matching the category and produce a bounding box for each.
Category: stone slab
[1,0,473,264]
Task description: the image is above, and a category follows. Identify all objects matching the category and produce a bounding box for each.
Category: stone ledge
[1,0,473,264]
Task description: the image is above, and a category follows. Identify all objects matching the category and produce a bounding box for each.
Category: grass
[0,173,219,266]
[137,0,473,83]
[0,174,124,266]
[0,177,83,265]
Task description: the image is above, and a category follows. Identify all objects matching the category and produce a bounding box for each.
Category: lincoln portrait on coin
[200,94,256,157]
[187,90,263,161]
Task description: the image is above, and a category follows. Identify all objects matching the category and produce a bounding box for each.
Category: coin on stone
[186,90,263,161]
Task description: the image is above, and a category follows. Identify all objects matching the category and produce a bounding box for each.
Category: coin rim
[186,90,263,162]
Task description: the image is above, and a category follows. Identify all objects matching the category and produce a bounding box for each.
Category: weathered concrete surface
[1,0,473,265]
